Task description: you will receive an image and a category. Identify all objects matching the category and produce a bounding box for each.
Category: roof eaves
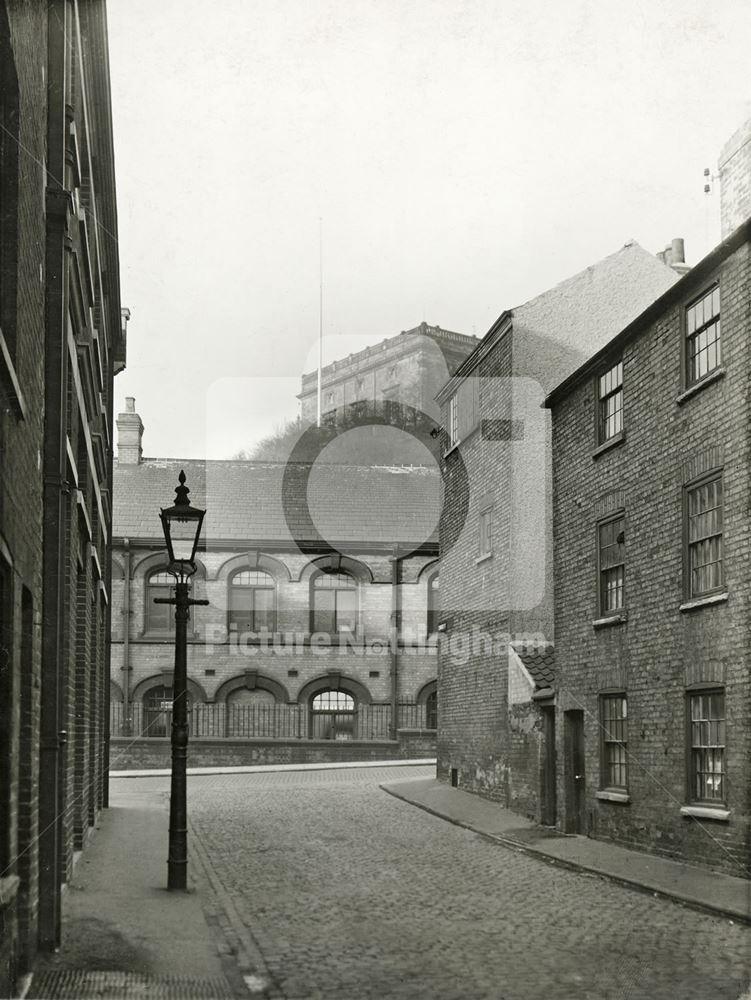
[435,310,514,404]
[545,218,751,409]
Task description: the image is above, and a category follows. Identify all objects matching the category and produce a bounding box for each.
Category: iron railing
[110,701,435,740]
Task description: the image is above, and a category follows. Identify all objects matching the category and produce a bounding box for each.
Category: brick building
[0,2,126,993]
[110,401,440,769]
[299,322,478,425]
[435,241,682,820]
[546,216,751,877]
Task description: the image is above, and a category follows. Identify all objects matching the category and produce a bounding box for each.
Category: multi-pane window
[146,570,175,631]
[310,689,356,740]
[598,361,623,443]
[686,285,721,385]
[311,571,357,634]
[600,695,628,790]
[228,570,276,633]
[598,515,625,613]
[479,508,493,558]
[686,475,723,598]
[427,572,439,635]
[688,690,725,803]
[448,394,459,448]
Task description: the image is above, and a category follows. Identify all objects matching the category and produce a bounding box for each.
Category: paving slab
[29,783,236,999]
[382,777,751,926]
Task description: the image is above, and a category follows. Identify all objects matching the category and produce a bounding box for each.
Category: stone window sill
[676,367,725,405]
[679,592,728,613]
[680,805,730,822]
[592,431,625,460]
[592,613,627,629]
[475,553,493,565]
[596,790,630,803]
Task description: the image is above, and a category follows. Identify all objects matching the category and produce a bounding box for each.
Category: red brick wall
[551,243,751,876]
[437,326,554,817]
[0,2,48,989]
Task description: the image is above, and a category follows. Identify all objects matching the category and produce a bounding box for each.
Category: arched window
[226,687,278,737]
[427,571,439,635]
[146,570,175,632]
[425,689,438,730]
[311,571,357,635]
[310,689,356,741]
[142,685,192,738]
[228,570,276,633]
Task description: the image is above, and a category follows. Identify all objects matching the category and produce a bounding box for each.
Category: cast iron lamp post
[155,471,208,891]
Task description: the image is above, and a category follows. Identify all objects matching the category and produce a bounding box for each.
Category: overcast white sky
[107,0,750,460]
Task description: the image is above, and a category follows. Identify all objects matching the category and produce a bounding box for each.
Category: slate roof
[511,240,679,361]
[113,458,441,549]
[511,642,555,689]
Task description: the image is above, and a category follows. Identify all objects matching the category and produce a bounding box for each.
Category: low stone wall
[110,729,436,771]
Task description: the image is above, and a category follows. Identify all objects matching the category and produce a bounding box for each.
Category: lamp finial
[174,470,190,509]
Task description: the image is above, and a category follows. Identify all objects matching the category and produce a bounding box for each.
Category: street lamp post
[155,471,208,891]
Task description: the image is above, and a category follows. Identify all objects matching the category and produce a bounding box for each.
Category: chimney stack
[656,238,690,276]
[718,116,751,238]
[116,397,143,465]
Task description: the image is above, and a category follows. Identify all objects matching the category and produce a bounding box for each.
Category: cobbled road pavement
[136,765,750,1000]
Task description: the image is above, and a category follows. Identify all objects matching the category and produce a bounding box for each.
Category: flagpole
[317,217,323,427]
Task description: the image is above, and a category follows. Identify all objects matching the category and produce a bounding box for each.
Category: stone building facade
[299,322,478,424]
[546,218,751,877]
[0,2,126,992]
[110,403,440,768]
[435,241,681,822]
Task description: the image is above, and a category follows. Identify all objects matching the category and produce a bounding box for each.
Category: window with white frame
[598,515,625,614]
[598,360,623,443]
[228,570,276,633]
[600,694,628,790]
[311,571,357,634]
[686,285,721,386]
[146,570,176,632]
[688,689,725,804]
[686,474,723,599]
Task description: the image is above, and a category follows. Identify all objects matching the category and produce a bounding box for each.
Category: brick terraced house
[545,216,751,876]
[109,401,440,770]
[0,2,126,992]
[435,240,683,821]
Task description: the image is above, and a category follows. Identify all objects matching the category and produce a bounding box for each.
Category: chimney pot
[671,238,685,264]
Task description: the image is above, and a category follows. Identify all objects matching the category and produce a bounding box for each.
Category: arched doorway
[309,689,356,740]
[226,687,278,737]
[142,685,193,738]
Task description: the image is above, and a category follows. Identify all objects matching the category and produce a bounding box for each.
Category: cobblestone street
[118,765,751,1000]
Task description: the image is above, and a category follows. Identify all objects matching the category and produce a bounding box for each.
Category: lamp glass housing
[160,471,205,579]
